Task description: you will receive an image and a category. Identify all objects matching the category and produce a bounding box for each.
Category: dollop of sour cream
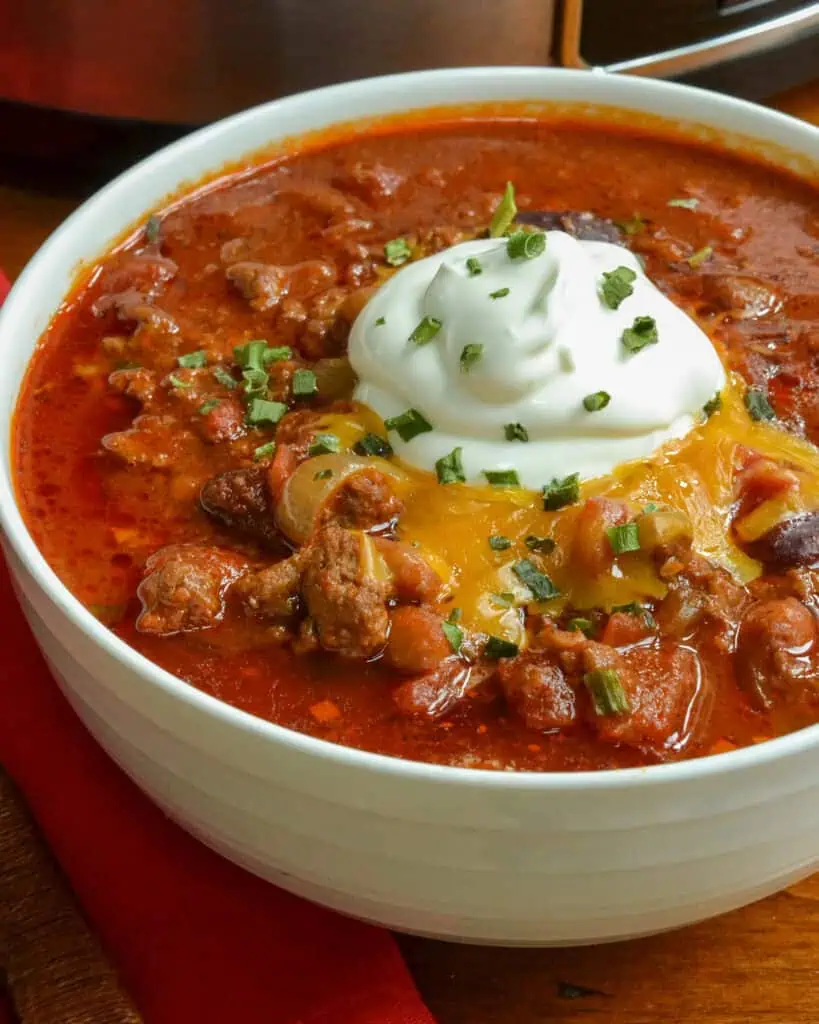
[349,233,725,489]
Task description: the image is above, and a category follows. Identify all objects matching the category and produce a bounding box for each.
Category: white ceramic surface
[1,68,818,946]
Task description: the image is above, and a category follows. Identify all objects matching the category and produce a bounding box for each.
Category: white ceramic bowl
[1,68,818,946]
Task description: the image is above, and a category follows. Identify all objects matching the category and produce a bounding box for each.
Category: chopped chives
[567,617,595,637]
[745,388,775,422]
[504,422,529,442]
[507,230,546,261]
[668,197,700,209]
[584,669,630,716]
[483,469,520,488]
[314,468,334,480]
[543,473,580,511]
[253,441,276,461]
[612,601,657,627]
[447,607,462,624]
[384,237,412,267]
[309,433,341,456]
[245,398,287,426]
[384,408,433,442]
[375,316,386,326]
[441,618,464,653]
[484,636,520,659]
[488,535,512,551]
[488,182,517,238]
[198,399,221,416]
[688,245,713,268]
[177,350,207,369]
[168,374,192,389]
[524,535,555,554]
[490,592,515,608]
[703,391,722,418]
[145,214,161,243]
[213,366,238,389]
[600,266,637,310]
[512,559,560,601]
[460,343,484,372]
[353,433,393,458]
[234,339,268,371]
[262,345,293,364]
[292,368,318,397]
[242,367,269,398]
[489,287,510,300]
[615,214,646,236]
[466,256,483,276]
[607,522,641,554]
[409,315,442,346]
[622,315,658,354]
[583,391,611,412]
[436,447,465,485]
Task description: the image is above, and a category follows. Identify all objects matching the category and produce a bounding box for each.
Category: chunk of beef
[200,466,280,546]
[497,653,577,731]
[108,366,156,404]
[655,553,748,647]
[324,471,403,533]
[383,606,451,675]
[300,524,390,658]
[238,555,304,620]
[516,210,622,244]
[136,545,246,635]
[735,597,817,710]
[97,251,178,297]
[102,415,198,469]
[195,398,247,444]
[92,289,179,333]
[698,274,782,320]
[226,262,286,312]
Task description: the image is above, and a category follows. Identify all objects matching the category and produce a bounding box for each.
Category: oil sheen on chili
[14,114,819,771]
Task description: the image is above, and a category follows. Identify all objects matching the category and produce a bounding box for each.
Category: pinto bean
[497,653,577,731]
[384,607,452,674]
[735,597,816,709]
[746,512,819,569]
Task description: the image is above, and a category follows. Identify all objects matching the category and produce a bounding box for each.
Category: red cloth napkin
[0,271,434,1024]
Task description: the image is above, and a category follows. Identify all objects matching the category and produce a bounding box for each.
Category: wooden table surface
[2,82,819,1023]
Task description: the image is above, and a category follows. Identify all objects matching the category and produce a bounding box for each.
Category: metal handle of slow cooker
[560,0,819,76]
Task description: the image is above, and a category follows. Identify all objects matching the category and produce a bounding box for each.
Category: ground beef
[300,524,390,658]
[323,471,403,533]
[136,545,247,635]
[102,414,199,469]
[225,262,286,311]
[108,366,156,404]
[200,466,281,547]
[238,555,304,620]
[497,653,578,731]
[383,606,451,674]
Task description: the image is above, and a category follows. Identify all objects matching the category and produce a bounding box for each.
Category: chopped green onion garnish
[436,447,465,485]
[507,230,546,261]
[745,388,775,422]
[688,245,713,268]
[488,535,512,551]
[584,669,631,716]
[375,317,386,326]
[525,535,555,554]
[168,374,192,390]
[460,343,483,372]
[292,368,318,397]
[607,522,641,555]
[213,366,238,390]
[384,408,433,442]
[483,469,520,488]
[466,257,483,276]
[615,214,646,236]
[262,345,293,364]
[353,433,393,458]
[145,214,161,243]
[703,391,722,418]
[567,617,595,637]
[542,473,580,511]
[622,315,659,354]
[485,636,520,659]
[199,399,221,415]
[583,391,611,412]
[643,502,661,513]
[504,423,529,442]
[309,433,341,456]
[441,618,464,653]
[488,182,517,238]
[385,237,412,266]
[242,367,269,397]
[489,287,510,300]
[253,441,276,461]
[447,607,462,624]
[177,350,207,369]
[668,197,700,210]
[600,266,637,310]
[234,339,268,371]
[512,559,560,601]
[491,592,515,608]
[314,468,334,480]
[245,398,287,427]
[409,316,443,346]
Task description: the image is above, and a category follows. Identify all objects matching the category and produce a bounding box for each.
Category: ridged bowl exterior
[1,69,818,944]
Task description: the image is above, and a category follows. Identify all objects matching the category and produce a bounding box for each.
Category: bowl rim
[2,65,819,791]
